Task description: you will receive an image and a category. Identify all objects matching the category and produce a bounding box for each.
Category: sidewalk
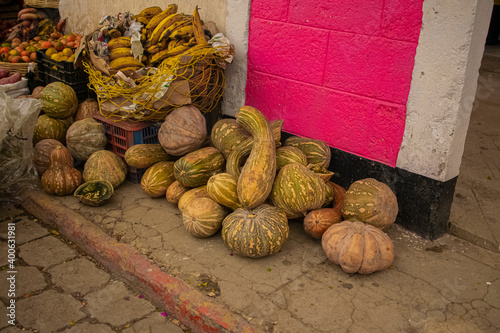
[0,205,187,332]
[16,184,500,333]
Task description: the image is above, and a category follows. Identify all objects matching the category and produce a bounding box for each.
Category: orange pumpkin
[303,208,341,239]
[41,145,82,195]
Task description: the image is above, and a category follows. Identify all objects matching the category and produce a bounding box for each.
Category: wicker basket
[0,62,38,79]
[24,0,59,8]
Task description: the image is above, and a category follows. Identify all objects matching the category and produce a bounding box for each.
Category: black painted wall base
[280,132,458,240]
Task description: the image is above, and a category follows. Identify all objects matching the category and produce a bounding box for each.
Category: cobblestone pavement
[0,205,187,333]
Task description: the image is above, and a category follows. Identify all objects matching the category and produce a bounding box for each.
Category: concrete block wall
[245,0,424,167]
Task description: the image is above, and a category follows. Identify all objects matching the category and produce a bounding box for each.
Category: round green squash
[174,147,225,188]
[124,144,171,169]
[83,150,127,189]
[141,161,176,197]
[74,180,114,206]
[270,163,326,219]
[276,146,308,171]
[33,115,72,145]
[206,173,241,210]
[66,118,107,161]
[342,178,398,231]
[183,197,228,238]
[222,204,289,258]
[39,81,78,119]
[211,118,251,159]
[284,136,331,169]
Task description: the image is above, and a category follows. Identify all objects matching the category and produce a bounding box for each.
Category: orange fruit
[30,52,37,61]
[66,34,76,42]
[11,38,21,45]
[21,50,30,57]
[21,55,30,63]
[9,55,21,63]
[40,41,52,49]
[54,41,64,51]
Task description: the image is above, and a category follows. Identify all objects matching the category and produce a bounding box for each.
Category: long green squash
[235,106,276,209]
[226,119,284,179]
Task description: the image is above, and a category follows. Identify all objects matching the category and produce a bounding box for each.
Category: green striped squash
[270,163,326,219]
[178,186,209,212]
[174,147,225,188]
[323,181,334,207]
[226,119,283,178]
[183,197,228,238]
[165,180,189,205]
[284,136,331,168]
[83,150,127,189]
[124,144,171,169]
[39,82,78,119]
[141,161,176,197]
[276,146,308,171]
[342,178,398,231]
[308,164,334,182]
[235,106,276,209]
[206,173,241,210]
[211,119,250,159]
[221,204,289,258]
[33,115,72,145]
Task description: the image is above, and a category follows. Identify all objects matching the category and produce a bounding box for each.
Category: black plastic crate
[36,49,93,101]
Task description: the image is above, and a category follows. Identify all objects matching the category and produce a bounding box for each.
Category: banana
[117,66,141,72]
[149,13,185,45]
[134,16,150,25]
[157,18,191,43]
[169,25,194,40]
[145,4,178,33]
[150,45,191,64]
[147,44,161,54]
[109,47,132,61]
[108,37,131,51]
[192,6,207,45]
[108,29,122,39]
[109,56,144,70]
[136,6,162,20]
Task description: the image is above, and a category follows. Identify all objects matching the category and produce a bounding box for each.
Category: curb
[22,190,255,333]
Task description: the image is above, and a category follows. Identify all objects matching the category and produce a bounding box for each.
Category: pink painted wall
[245,0,424,166]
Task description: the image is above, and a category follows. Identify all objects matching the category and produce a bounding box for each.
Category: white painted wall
[396,0,493,182]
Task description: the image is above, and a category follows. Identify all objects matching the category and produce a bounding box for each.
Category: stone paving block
[16,290,86,333]
[0,242,8,267]
[12,218,50,245]
[0,206,23,220]
[48,258,110,295]
[1,299,8,329]
[0,266,47,299]
[84,281,155,327]
[122,312,184,333]
[62,322,114,333]
[0,327,36,332]
[19,236,77,268]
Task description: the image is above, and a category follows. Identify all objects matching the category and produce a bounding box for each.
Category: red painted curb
[22,190,255,333]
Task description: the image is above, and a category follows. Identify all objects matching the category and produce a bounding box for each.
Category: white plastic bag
[0,90,42,202]
[0,77,30,98]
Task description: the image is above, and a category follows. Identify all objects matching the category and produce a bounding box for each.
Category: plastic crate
[127,166,147,184]
[93,113,160,159]
[36,49,93,101]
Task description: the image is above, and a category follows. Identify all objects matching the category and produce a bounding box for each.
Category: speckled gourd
[210,118,250,159]
[322,220,395,274]
[33,114,72,144]
[41,145,82,196]
[178,186,210,212]
[33,139,71,176]
[234,106,276,209]
[270,163,326,219]
[39,82,78,119]
[284,136,331,169]
[275,146,308,171]
[226,119,283,179]
[165,180,190,205]
[342,178,398,231]
[222,204,289,258]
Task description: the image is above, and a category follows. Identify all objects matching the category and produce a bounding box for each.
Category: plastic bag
[0,77,30,98]
[0,90,41,203]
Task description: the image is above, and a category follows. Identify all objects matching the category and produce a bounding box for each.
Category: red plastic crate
[93,113,160,158]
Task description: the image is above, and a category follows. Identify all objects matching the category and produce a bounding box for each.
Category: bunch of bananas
[108,36,145,72]
[132,4,208,67]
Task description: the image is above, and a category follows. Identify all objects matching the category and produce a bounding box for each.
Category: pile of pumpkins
[31,85,399,275]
